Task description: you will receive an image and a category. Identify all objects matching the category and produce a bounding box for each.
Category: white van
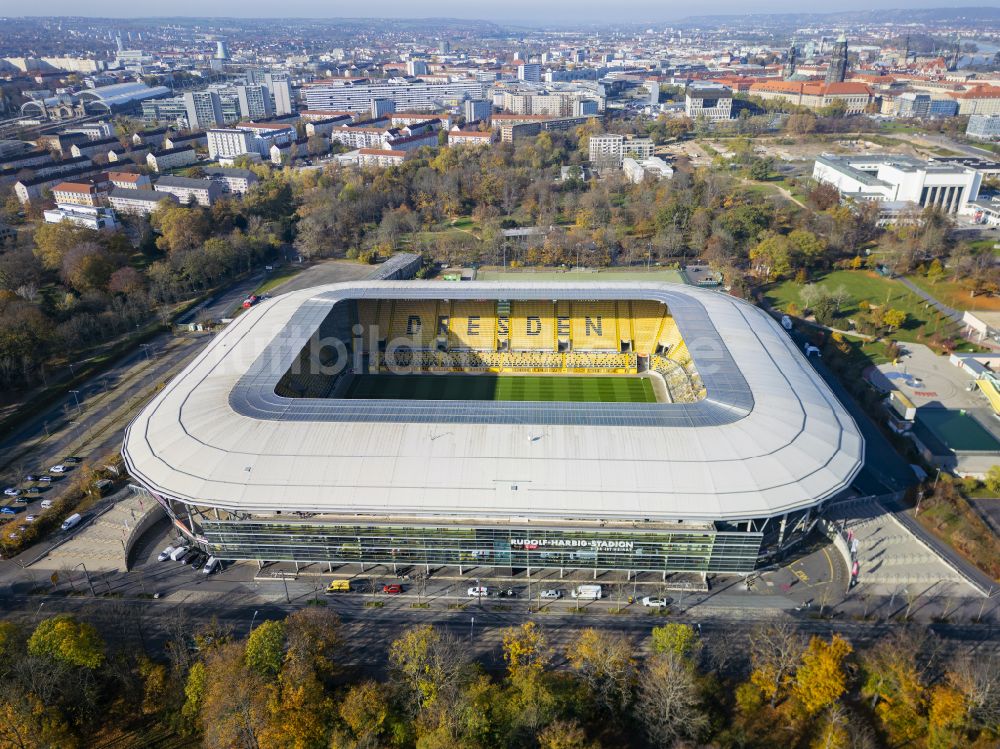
[570,584,603,600]
[169,546,190,561]
[202,556,221,575]
[40,499,54,509]
[60,513,81,532]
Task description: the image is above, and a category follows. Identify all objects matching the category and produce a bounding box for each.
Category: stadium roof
[122,281,863,523]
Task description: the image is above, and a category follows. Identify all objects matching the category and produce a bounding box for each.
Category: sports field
[344,374,657,403]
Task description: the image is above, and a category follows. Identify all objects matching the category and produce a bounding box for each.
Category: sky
[20,1,994,24]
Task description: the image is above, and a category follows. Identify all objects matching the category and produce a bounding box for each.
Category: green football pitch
[344,374,657,403]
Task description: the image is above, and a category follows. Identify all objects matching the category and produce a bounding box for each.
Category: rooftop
[122,281,863,523]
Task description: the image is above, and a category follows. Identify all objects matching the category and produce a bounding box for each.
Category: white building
[207,124,295,160]
[622,156,674,183]
[108,188,176,216]
[517,63,542,83]
[183,90,225,130]
[43,203,118,230]
[967,114,1000,141]
[202,167,259,195]
[813,154,981,215]
[153,176,222,207]
[588,134,655,170]
[302,78,486,112]
[684,84,733,122]
[358,148,407,167]
[147,146,198,172]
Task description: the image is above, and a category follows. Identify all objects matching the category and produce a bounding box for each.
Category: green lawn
[764,270,959,343]
[345,374,656,403]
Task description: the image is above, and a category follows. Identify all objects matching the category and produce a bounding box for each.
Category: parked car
[63,457,81,465]
[25,515,37,523]
[4,487,21,497]
[24,475,38,482]
[26,487,42,495]
[190,553,207,570]
[38,476,53,483]
[179,549,199,565]
[49,465,67,474]
[60,513,82,531]
[539,589,563,599]
[467,586,488,597]
[0,506,18,515]
[202,556,221,575]
[641,596,668,608]
[169,546,190,561]
[157,546,176,562]
[382,583,402,594]
[39,499,54,508]
[13,495,28,504]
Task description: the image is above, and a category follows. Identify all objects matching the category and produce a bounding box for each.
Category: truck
[60,513,82,532]
[570,584,603,600]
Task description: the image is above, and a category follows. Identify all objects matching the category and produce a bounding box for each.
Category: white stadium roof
[122,281,863,523]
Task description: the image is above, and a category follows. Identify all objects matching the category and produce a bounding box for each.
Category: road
[0,259,393,562]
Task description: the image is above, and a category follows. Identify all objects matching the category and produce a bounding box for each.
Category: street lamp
[73,562,97,597]
[250,610,259,632]
[469,616,475,640]
[140,344,153,361]
[69,390,81,411]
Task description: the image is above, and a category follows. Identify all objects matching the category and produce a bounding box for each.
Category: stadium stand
[388,300,439,348]
[448,301,497,349]
[570,301,620,350]
[631,301,668,354]
[509,301,556,350]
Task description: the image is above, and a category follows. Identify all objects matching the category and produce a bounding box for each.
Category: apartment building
[202,167,259,195]
[147,146,198,172]
[108,188,177,216]
[305,115,353,137]
[236,85,274,120]
[588,134,654,170]
[207,123,296,160]
[108,171,152,190]
[463,99,492,123]
[498,114,595,143]
[51,180,106,206]
[154,176,222,207]
[896,92,959,118]
[183,90,225,130]
[358,148,407,167]
[302,78,486,112]
[448,129,494,147]
[70,136,120,159]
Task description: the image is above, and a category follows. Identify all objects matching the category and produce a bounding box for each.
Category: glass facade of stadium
[202,521,762,574]
[139,488,774,574]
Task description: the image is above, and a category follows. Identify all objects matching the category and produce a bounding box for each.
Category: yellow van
[325,579,351,594]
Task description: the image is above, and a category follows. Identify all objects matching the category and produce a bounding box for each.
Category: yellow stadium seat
[448,301,497,350]
[389,300,439,348]
[509,301,556,351]
[631,301,667,355]
[570,302,619,351]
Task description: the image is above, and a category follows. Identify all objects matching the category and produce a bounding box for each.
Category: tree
[927,683,967,749]
[636,651,708,747]
[565,628,636,713]
[650,623,699,660]
[750,233,792,280]
[926,258,945,284]
[537,719,596,749]
[502,622,549,680]
[338,680,389,744]
[27,615,104,669]
[201,641,270,749]
[283,608,340,677]
[792,635,852,715]
[150,201,210,253]
[245,620,285,679]
[32,221,99,270]
[60,241,117,293]
[881,308,907,333]
[749,621,804,706]
[181,660,208,733]
[390,624,471,711]
[788,229,827,269]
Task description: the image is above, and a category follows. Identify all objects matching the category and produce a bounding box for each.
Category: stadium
[122,281,864,577]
